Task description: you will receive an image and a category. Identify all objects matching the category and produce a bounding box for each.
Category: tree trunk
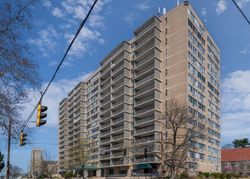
[6,117,12,179]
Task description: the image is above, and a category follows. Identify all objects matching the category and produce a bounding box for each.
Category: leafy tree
[232,138,249,148]
[0,151,4,173]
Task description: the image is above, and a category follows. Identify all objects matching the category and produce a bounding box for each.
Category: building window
[165,90,168,96]
[165,18,167,24]
[166,79,168,85]
[165,38,168,45]
[165,69,168,75]
[165,28,167,34]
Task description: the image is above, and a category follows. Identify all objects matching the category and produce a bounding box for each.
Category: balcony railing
[101,162,110,167]
[112,143,123,149]
[112,108,124,116]
[112,151,123,157]
[100,138,110,144]
[135,106,154,115]
[135,116,154,125]
[100,154,110,159]
[135,84,154,96]
[112,125,124,132]
[135,125,154,134]
[135,73,154,86]
[112,134,123,140]
[100,130,110,136]
[135,136,155,143]
[135,96,154,106]
[134,156,158,163]
[112,160,124,165]
[112,118,123,124]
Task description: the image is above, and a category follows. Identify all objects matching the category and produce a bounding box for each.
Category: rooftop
[222,148,250,162]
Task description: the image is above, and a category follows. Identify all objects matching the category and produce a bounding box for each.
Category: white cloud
[216,0,227,15]
[52,7,64,18]
[42,0,52,8]
[22,73,93,128]
[239,48,248,54]
[222,71,250,142]
[35,0,110,65]
[201,8,207,16]
[237,0,250,8]
[29,26,60,57]
[63,27,104,58]
[124,12,139,26]
[136,3,150,11]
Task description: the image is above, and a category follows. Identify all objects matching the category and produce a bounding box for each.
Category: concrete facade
[58,2,221,177]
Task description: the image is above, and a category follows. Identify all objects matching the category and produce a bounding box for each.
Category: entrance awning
[74,164,97,171]
[135,163,152,169]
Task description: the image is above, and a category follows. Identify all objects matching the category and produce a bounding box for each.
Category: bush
[179,171,189,179]
[203,172,210,178]
[211,172,221,178]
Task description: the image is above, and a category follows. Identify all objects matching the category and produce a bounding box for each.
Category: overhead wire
[20,0,98,132]
[231,0,250,26]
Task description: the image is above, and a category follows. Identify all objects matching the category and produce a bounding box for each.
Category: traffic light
[0,152,4,172]
[144,148,148,158]
[123,149,127,156]
[36,102,48,127]
[20,132,27,146]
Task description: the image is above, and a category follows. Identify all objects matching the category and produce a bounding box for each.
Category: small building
[221,148,250,176]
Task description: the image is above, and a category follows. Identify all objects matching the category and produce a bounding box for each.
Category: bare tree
[73,138,93,178]
[10,164,23,178]
[0,0,39,138]
[160,98,201,179]
[42,151,57,178]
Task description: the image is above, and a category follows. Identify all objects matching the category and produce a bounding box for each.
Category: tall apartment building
[59,72,101,176]
[58,2,221,177]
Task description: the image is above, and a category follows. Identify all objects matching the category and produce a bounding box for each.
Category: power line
[20,0,98,132]
[231,0,250,26]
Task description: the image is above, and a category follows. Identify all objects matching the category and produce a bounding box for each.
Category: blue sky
[1,0,250,173]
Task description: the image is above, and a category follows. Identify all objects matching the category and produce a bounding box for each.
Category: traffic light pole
[6,116,12,179]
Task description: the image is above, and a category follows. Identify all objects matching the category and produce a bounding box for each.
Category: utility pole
[6,116,12,179]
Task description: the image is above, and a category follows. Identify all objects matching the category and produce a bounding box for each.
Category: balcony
[134,94,154,107]
[112,78,132,90]
[100,162,110,167]
[135,135,158,144]
[134,17,161,39]
[112,134,124,141]
[112,72,124,83]
[112,160,124,166]
[112,143,124,149]
[135,105,154,116]
[135,116,154,126]
[134,86,154,98]
[112,107,124,116]
[112,125,124,133]
[134,38,161,59]
[134,27,161,48]
[135,70,160,88]
[134,156,159,164]
[100,130,110,136]
[112,97,124,108]
[100,122,110,130]
[111,151,123,158]
[135,125,155,135]
[100,87,111,98]
[100,138,110,145]
[100,153,110,160]
[112,117,123,125]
